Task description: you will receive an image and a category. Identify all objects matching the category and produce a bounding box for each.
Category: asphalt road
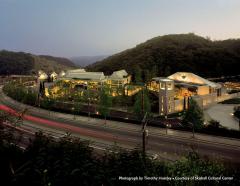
[1,88,240,164]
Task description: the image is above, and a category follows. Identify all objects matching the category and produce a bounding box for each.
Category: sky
[0,0,240,57]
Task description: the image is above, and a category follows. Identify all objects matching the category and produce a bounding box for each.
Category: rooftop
[152,77,174,82]
[168,72,221,89]
[63,69,105,80]
[109,69,128,80]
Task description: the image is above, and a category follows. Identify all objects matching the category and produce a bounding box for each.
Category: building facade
[150,72,225,115]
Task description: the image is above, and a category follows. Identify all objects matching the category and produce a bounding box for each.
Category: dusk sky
[0,0,240,57]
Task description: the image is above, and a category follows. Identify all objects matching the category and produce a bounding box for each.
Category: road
[1,87,240,164]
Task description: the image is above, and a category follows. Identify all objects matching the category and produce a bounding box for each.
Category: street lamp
[72,107,75,120]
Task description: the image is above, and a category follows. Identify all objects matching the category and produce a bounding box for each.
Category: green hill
[87,33,240,82]
[0,50,76,75]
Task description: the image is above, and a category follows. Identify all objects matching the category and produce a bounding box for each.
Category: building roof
[38,70,46,75]
[63,69,105,81]
[66,69,86,73]
[109,70,128,80]
[152,77,174,82]
[50,72,58,77]
[39,73,48,80]
[59,71,65,77]
[168,72,221,89]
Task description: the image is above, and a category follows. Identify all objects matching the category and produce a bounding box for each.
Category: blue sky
[0,0,239,57]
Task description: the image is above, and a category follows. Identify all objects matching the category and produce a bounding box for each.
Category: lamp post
[72,107,75,120]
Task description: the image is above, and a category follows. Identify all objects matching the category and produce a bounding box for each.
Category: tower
[155,78,175,117]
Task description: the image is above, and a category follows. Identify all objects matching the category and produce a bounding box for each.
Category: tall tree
[134,65,142,84]
[164,65,171,76]
[182,98,204,130]
[144,70,151,83]
[133,88,151,119]
[98,86,112,124]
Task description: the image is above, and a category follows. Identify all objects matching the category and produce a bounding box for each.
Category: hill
[40,55,76,68]
[87,33,240,82]
[0,50,76,75]
[71,55,108,67]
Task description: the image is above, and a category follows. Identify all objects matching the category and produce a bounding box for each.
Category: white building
[107,69,131,88]
[50,72,58,80]
[151,77,175,116]
[168,72,222,97]
[150,72,224,115]
[38,70,48,81]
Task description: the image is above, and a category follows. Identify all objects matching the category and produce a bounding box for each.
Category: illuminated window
[167,83,172,89]
[160,83,165,89]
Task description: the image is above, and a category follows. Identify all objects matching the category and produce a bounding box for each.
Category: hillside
[0,50,76,75]
[71,55,108,67]
[40,55,76,68]
[87,33,240,82]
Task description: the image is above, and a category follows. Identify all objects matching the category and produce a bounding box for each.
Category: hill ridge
[87,33,240,81]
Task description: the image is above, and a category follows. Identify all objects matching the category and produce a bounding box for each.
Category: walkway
[205,103,240,130]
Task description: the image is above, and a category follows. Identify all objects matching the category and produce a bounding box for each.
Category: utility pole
[189,122,195,138]
[142,112,148,163]
[87,88,90,121]
[164,82,168,134]
[141,87,144,116]
[164,82,168,119]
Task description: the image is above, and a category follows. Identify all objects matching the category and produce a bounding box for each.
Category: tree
[23,91,38,106]
[133,88,151,120]
[98,86,112,124]
[143,70,151,83]
[134,65,142,84]
[150,65,158,78]
[40,97,55,109]
[182,98,204,130]
[164,65,171,76]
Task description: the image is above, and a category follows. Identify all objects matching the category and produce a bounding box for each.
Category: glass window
[160,83,165,89]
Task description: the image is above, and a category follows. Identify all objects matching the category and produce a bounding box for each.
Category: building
[168,72,222,97]
[107,70,131,88]
[38,70,48,81]
[150,78,175,116]
[50,72,58,81]
[60,69,106,89]
[59,69,131,92]
[150,72,224,115]
[59,70,66,77]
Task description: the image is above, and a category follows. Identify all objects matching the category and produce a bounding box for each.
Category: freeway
[1,87,240,164]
